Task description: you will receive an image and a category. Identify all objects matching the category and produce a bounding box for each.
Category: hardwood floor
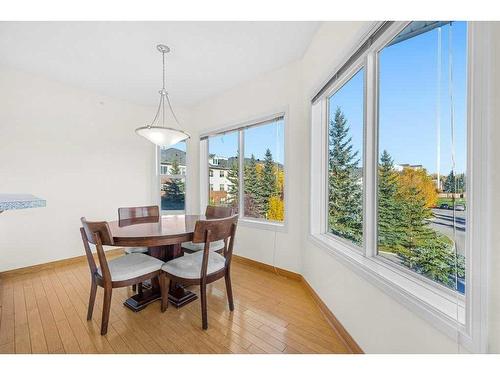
[0,253,352,354]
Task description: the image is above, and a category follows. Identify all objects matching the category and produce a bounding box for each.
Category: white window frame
[200,111,288,231]
[323,59,367,253]
[309,21,491,353]
[157,142,187,215]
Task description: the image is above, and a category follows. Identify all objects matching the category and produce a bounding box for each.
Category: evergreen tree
[328,107,363,244]
[244,154,260,216]
[443,170,456,193]
[161,159,185,209]
[456,173,466,194]
[226,154,239,209]
[396,186,434,254]
[378,150,404,251]
[258,148,278,217]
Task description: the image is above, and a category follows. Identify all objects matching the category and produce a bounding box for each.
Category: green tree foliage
[328,107,363,244]
[162,159,185,208]
[242,150,284,221]
[378,150,404,250]
[443,170,456,193]
[227,154,239,209]
[377,151,465,289]
[396,186,435,252]
[443,170,466,194]
[258,148,278,216]
[244,154,261,217]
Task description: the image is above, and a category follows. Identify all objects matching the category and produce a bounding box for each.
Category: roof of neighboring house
[209,155,284,170]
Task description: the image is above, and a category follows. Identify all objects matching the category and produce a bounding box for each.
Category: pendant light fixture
[135,44,190,147]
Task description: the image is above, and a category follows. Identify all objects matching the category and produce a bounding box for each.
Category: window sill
[238,217,287,232]
[161,210,185,215]
[308,232,472,349]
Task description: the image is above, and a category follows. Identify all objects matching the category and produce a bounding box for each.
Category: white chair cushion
[124,247,149,254]
[161,251,226,279]
[98,253,164,282]
[181,240,225,252]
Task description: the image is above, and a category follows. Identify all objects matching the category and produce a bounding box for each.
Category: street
[428,208,466,256]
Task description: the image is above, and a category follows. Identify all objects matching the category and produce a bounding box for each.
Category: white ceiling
[0,21,320,107]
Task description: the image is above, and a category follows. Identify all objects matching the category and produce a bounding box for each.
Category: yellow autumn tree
[274,166,285,193]
[397,167,438,208]
[267,195,284,221]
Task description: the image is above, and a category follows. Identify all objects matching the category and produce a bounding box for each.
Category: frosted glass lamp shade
[135,126,190,147]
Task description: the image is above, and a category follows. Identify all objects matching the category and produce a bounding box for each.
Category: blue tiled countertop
[0,194,46,212]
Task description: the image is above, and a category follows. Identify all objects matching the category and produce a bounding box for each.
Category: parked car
[439,203,450,209]
[454,204,466,211]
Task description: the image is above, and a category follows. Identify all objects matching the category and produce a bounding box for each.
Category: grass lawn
[437,197,466,207]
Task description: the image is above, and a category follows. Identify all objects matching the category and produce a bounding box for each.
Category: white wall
[0,65,188,271]
[189,60,304,273]
[185,21,499,353]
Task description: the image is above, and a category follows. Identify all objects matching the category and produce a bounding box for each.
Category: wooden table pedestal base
[123,244,198,312]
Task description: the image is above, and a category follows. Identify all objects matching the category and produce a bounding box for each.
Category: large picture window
[377,22,467,293]
[159,142,186,213]
[205,115,285,223]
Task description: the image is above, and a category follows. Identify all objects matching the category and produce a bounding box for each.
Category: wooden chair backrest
[118,205,159,225]
[205,205,234,219]
[192,214,239,278]
[192,214,238,244]
[80,217,114,284]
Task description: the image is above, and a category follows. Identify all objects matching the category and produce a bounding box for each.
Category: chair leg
[160,273,169,313]
[225,270,234,311]
[87,278,97,320]
[101,287,112,335]
[200,281,208,330]
[138,282,143,296]
[132,284,137,292]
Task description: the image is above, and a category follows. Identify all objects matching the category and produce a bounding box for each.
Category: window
[309,21,490,351]
[327,68,365,247]
[208,131,239,212]
[243,118,285,221]
[377,22,467,293]
[159,141,186,213]
[204,114,285,223]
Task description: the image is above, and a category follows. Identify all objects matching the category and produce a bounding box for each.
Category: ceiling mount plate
[157,44,170,53]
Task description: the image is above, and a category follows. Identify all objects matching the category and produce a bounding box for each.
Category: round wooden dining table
[108,214,206,312]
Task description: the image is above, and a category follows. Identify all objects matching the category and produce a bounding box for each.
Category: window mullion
[364,52,378,258]
[238,129,245,217]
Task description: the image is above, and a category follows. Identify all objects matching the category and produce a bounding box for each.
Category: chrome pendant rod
[147,44,180,128]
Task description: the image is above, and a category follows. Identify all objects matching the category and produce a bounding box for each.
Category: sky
[167,22,467,176]
[328,21,467,175]
[162,141,186,152]
[207,119,285,164]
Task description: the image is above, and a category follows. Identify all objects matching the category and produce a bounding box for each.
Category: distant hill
[161,148,186,164]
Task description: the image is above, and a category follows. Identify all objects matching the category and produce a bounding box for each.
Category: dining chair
[118,205,160,292]
[118,205,160,254]
[80,217,165,335]
[160,214,239,329]
[181,205,234,253]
